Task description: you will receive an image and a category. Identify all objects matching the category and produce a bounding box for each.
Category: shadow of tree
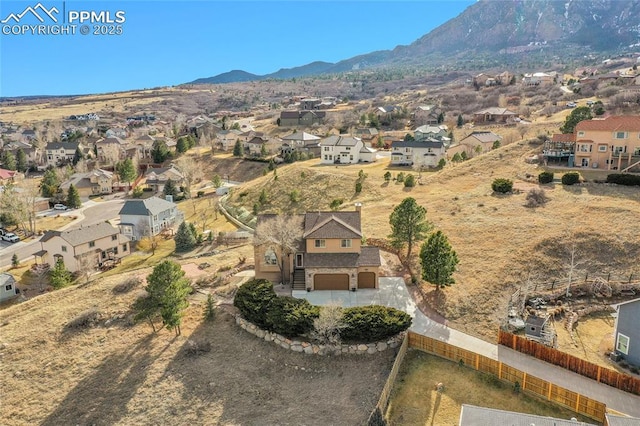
[41,335,158,426]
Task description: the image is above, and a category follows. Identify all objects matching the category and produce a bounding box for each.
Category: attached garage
[358,272,376,289]
[314,273,349,290]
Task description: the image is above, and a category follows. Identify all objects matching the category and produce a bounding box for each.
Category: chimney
[354,202,362,213]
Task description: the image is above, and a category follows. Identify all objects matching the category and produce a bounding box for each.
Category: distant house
[319,135,377,164]
[390,140,446,168]
[472,108,518,124]
[354,128,380,146]
[144,165,185,194]
[3,140,39,166]
[118,196,183,240]
[281,131,321,156]
[245,136,281,156]
[543,133,576,166]
[279,110,326,127]
[37,222,131,273]
[522,72,556,86]
[612,298,640,366]
[95,137,127,162]
[448,131,502,157]
[414,124,449,143]
[300,98,322,110]
[105,127,128,138]
[414,105,443,125]
[459,405,596,426]
[0,273,18,302]
[60,169,114,198]
[254,204,380,290]
[215,129,242,151]
[45,142,81,167]
[0,168,20,185]
[21,129,36,142]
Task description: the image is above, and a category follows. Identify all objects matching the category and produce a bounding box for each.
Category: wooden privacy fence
[499,330,640,396]
[367,333,409,424]
[408,331,607,423]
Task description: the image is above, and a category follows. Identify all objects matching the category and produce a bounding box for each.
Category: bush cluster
[340,306,412,342]
[606,174,640,186]
[538,171,554,184]
[234,280,412,341]
[561,172,580,186]
[491,178,513,194]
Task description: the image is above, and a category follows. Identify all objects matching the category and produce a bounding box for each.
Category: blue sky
[0,1,474,97]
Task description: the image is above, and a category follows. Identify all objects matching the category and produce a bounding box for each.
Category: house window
[579,144,591,152]
[349,155,353,161]
[341,239,352,248]
[61,246,67,252]
[617,333,630,355]
[598,145,607,152]
[264,248,277,265]
[346,147,351,150]
[314,239,326,248]
[122,244,128,252]
[323,147,329,151]
[89,241,95,248]
[578,131,585,137]
[5,284,12,291]
[112,235,118,241]
[615,131,628,139]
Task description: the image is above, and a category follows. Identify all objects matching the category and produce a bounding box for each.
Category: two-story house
[144,165,185,194]
[573,116,640,172]
[105,127,128,139]
[280,131,322,156]
[37,222,130,272]
[118,196,183,240]
[45,142,81,167]
[414,105,443,126]
[414,124,450,145]
[3,140,39,167]
[279,110,326,127]
[60,169,114,198]
[319,135,376,164]
[215,129,243,151]
[390,140,446,167]
[254,204,380,291]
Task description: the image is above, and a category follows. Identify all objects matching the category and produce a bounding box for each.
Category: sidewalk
[295,277,640,417]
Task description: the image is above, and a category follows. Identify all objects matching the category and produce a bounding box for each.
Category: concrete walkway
[294,277,640,417]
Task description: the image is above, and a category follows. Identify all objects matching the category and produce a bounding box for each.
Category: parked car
[53,204,68,210]
[1,233,20,243]
[566,102,577,108]
[586,100,595,106]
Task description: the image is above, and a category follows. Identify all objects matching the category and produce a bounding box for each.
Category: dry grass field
[226,138,640,340]
[386,350,595,425]
[0,250,395,426]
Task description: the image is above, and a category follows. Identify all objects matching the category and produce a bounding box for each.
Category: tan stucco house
[60,169,114,198]
[36,222,130,272]
[254,204,381,291]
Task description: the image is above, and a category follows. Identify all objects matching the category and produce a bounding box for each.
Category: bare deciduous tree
[253,214,303,284]
[75,253,97,284]
[174,156,202,199]
[311,303,345,345]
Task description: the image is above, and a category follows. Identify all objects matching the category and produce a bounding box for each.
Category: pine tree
[66,184,81,209]
[162,178,179,199]
[457,114,464,128]
[50,258,73,289]
[72,146,84,166]
[151,139,170,163]
[11,253,19,268]
[420,231,459,291]
[389,197,432,259]
[2,151,16,171]
[174,221,196,252]
[41,169,60,197]
[116,158,137,189]
[16,149,28,172]
[233,139,244,157]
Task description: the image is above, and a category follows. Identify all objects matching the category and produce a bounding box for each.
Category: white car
[1,233,20,243]
[53,204,68,210]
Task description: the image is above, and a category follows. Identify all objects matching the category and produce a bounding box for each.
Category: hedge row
[606,173,640,186]
[233,279,412,341]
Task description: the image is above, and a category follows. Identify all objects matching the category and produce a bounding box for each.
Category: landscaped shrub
[233,279,276,328]
[340,305,412,342]
[561,172,580,186]
[606,173,640,186]
[404,174,416,187]
[538,171,554,184]
[266,296,320,337]
[491,178,513,194]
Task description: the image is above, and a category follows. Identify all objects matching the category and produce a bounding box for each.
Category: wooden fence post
[548,382,553,400]
[498,362,503,379]
[597,366,601,383]
[512,333,517,350]
[575,393,580,411]
[522,372,527,390]
[475,353,479,370]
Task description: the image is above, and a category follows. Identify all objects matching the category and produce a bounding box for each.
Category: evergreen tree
[460,151,468,161]
[233,139,244,157]
[151,139,170,163]
[11,253,19,268]
[72,146,84,165]
[66,184,81,208]
[162,178,179,200]
[383,171,392,182]
[50,258,73,289]
[560,106,593,134]
[437,112,445,124]
[176,136,189,153]
[451,152,462,163]
[116,158,137,189]
[2,151,16,171]
[40,169,60,197]
[260,142,268,157]
[139,260,191,335]
[457,114,464,128]
[420,231,459,291]
[389,197,432,259]
[174,221,196,252]
[16,149,28,172]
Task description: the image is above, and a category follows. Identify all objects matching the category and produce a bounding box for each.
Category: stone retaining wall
[235,315,404,355]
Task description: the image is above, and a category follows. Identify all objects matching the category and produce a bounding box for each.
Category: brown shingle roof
[575,116,640,132]
[357,246,381,267]
[303,212,361,239]
[40,222,124,247]
[305,253,359,268]
[551,133,576,143]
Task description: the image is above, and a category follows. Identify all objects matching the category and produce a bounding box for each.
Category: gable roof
[118,196,176,216]
[40,222,122,247]
[0,169,18,179]
[459,405,596,426]
[303,212,361,239]
[391,140,444,149]
[415,125,447,134]
[320,135,361,147]
[551,133,576,143]
[282,131,321,141]
[145,165,184,179]
[575,115,640,132]
[46,142,80,151]
[474,107,517,115]
[0,272,17,287]
[462,131,502,144]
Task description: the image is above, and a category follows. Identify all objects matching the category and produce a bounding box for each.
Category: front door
[295,253,303,268]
